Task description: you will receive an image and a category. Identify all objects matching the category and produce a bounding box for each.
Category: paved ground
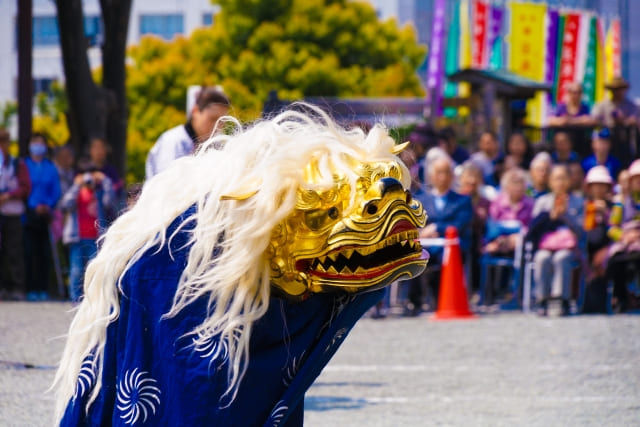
[1,302,639,426]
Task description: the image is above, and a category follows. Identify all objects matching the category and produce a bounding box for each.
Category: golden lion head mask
[265,147,428,300]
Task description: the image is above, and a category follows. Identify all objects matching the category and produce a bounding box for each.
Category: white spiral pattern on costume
[193,333,229,362]
[116,368,161,425]
[73,356,97,400]
[268,400,288,426]
[283,350,305,387]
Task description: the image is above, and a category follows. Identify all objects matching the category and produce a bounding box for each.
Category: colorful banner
[555,12,581,104]
[582,16,599,105]
[472,0,488,68]
[487,5,504,70]
[443,0,461,117]
[544,9,559,86]
[605,18,621,82]
[426,0,447,115]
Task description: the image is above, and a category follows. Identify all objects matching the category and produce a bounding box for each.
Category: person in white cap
[606,159,640,312]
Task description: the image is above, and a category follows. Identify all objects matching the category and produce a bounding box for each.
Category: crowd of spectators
[0,129,124,302]
[387,79,640,317]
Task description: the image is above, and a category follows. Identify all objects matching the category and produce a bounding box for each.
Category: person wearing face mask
[24,133,61,301]
[145,87,230,179]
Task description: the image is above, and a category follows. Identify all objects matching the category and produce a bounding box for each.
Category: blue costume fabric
[61,210,383,426]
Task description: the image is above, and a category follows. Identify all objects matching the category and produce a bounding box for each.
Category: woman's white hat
[585,165,613,185]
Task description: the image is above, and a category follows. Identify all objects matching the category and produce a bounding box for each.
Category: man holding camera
[60,162,115,301]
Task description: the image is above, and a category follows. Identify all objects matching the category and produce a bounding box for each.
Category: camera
[83,172,94,186]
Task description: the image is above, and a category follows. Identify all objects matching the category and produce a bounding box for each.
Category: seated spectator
[458,162,490,295]
[615,169,629,198]
[470,131,503,187]
[485,168,534,255]
[582,128,622,180]
[406,154,472,315]
[582,167,614,312]
[60,160,116,301]
[506,132,533,170]
[568,160,585,198]
[548,82,594,127]
[528,165,584,315]
[438,127,469,166]
[606,159,640,312]
[551,131,580,164]
[527,152,552,199]
[408,123,439,184]
[423,146,449,190]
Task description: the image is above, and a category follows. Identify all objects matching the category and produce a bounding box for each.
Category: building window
[31,16,103,47]
[140,14,184,40]
[33,16,59,46]
[33,78,56,96]
[202,13,214,27]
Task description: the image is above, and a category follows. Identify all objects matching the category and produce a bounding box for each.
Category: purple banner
[426,0,446,114]
[487,4,503,67]
[545,9,559,85]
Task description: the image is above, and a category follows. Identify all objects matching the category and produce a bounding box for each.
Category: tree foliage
[125,0,426,182]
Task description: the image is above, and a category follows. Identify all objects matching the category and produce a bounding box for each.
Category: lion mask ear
[220,178,262,201]
[390,141,410,155]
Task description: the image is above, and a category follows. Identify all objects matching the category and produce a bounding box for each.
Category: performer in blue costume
[53,107,428,426]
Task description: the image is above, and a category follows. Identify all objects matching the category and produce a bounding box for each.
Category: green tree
[126,0,426,182]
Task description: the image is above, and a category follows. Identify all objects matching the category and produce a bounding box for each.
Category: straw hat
[629,159,640,178]
[585,165,613,185]
[605,76,630,90]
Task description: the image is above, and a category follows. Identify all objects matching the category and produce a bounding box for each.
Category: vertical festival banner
[508,2,547,125]
[487,4,504,70]
[458,0,472,115]
[545,9,559,107]
[472,0,488,68]
[582,15,600,105]
[555,12,581,105]
[605,18,621,82]
[427,0,447,115]
[443,0,461,117]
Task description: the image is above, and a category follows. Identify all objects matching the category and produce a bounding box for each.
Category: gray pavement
[1,302,639,426]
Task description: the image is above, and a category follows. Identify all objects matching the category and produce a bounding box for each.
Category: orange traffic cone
[431,226,476,320]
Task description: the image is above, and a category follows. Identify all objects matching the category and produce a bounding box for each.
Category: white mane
[52,106,406,423]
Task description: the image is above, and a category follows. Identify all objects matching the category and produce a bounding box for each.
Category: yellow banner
[508,2,547,126]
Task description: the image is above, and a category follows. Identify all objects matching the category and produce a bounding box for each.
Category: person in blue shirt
[582,128,622,182]
[405,154,473,315]
[24,133,61,300]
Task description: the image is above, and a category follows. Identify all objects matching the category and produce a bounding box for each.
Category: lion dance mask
[54,106,428,426]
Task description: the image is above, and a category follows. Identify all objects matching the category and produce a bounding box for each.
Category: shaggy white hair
[52,105,408,423]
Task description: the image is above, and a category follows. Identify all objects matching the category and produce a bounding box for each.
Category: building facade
[0,0,218,106]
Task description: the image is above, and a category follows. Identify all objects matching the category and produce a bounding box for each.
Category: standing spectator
[581,128,621,181]
[458,162,490,295]
[528,165,584,315]
[592,77,638,128]
[87,137,123,223]
[470,131,503,187]
[438,127,469,166]
[24,133,61,300]
[527,152,552,199]
[606,159,640,312]
[407,154,472,315]
[60,161,115,301]
[54,145,75,195]
[592,76,639,165]
[551,131,580,164]
[506,132,533,170]
[548,82,593,127]
[0,129,31,300]
[146,87,230,179]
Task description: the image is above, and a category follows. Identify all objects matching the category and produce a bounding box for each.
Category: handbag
[538,227,577,251]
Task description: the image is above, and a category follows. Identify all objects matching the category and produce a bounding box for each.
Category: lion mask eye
[304,206,341,231]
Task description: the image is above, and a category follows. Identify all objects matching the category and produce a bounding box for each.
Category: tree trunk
[55,0,107,158]
[100,0,132,178]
